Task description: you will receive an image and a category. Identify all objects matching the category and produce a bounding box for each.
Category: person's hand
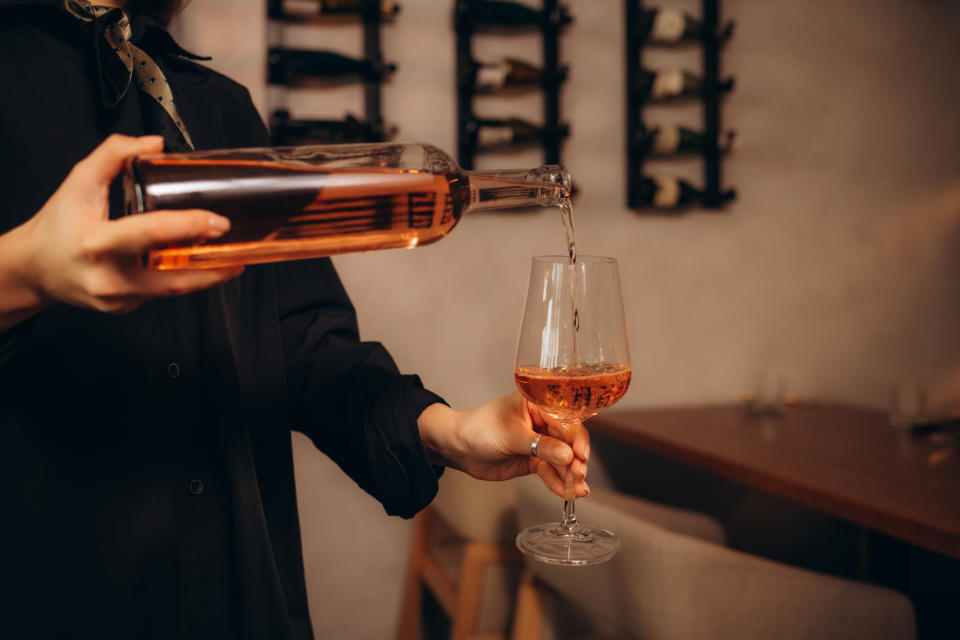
[14,134,242,315]
[418,392,590,500]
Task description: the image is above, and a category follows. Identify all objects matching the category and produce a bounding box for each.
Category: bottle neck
[463,165,571,213]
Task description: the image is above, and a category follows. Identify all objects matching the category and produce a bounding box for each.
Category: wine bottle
[634,8,703,43]
[472,118,567,151]
[636,176,701,209]
[630,68,733,101]
[472,57,548,92]
[123,143,571,269]
[267,48,395,85]
[465,0,570,27]
[468,0,540,25]
[269,111,396,145]
[270,0,399,20]
[634,124,735,155]
[310,0,398,14]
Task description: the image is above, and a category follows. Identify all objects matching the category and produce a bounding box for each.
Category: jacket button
[190,479,204,495]
[168,362,181,378]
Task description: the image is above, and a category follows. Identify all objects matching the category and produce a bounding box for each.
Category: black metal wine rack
[626,0,736,210]
[454,0,572,170]
[266,0,397,145]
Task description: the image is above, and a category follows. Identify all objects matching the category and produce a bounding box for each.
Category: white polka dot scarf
[64,0,195,149]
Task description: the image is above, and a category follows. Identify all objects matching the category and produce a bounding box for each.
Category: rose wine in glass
[514,255,631,565]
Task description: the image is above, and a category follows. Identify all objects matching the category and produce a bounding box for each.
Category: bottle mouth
[541,165,572,196]
[533,165,572,207]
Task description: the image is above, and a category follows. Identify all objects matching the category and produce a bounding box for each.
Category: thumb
[73,134,164,190]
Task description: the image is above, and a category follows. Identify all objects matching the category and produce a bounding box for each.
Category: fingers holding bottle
[71,134,164,200]
[17,135,244,315]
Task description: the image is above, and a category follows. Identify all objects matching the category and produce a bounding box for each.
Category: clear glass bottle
[123,142,571,270]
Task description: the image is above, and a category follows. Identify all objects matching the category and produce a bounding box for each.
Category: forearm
[418,402,466,469]
[0,221,47,333]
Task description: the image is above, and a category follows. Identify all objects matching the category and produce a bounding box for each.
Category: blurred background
[171,1,960,638]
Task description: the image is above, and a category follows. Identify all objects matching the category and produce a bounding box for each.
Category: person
[0,1,589,638]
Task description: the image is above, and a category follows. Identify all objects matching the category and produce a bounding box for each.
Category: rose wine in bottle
[123,143,571,269]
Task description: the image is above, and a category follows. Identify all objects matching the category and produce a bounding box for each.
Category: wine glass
[514,255,631,566]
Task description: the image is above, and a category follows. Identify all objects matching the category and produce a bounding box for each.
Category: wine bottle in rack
[268,48,395,84]
[637,176,702,209]
[471,57,555,92]
[630,68,733,101]
[634,8,703,44]
[472,118,566,151]
[270,111,396,145]
[635,124,735,155]
[270,0,399,20]
[469,0,540,25]
[467,0,569,27]
[312,0,399,14]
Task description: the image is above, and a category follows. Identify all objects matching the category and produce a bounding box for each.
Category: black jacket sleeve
[274,257,445,518]
[216,82,447,517]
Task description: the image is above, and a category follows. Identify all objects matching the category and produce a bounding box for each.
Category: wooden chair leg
[397,505,525,640]
[396,508,432,640]
[451,541,522,640]
[510,570,544,640]
[449,542,487,640]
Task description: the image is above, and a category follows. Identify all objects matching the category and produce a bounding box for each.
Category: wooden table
[587,403,960,559]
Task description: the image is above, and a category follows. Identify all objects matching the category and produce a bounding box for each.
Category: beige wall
[173,0,960,636]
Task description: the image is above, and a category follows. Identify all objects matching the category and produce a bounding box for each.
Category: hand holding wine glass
[416,393,590,500]
[514,255,631,566]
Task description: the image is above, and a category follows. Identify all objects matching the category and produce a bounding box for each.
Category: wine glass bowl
[514,255,631,566]
[514,363,632,423]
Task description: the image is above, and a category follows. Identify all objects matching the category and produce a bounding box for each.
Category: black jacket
[0,4,442,638]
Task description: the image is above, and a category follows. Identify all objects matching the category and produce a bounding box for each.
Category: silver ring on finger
[530,433,542,458]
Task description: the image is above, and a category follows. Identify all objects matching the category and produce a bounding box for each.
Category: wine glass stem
[561,497,578,533]
[560,421,578,533]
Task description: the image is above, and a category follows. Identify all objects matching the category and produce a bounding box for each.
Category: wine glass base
[516,523,620,566]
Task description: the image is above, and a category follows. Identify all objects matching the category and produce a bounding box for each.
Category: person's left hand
[417,392,589,500]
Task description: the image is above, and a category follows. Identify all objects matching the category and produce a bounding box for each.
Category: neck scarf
[64,0,195,149]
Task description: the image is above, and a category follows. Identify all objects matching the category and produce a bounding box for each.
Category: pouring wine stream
[560,198,582,523]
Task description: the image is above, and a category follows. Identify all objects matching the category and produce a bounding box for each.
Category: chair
[396,470,524,640]
[511,475,916,640]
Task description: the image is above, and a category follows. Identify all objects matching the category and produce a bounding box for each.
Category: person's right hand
[0,135,243,332]
[17,134,242,315]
